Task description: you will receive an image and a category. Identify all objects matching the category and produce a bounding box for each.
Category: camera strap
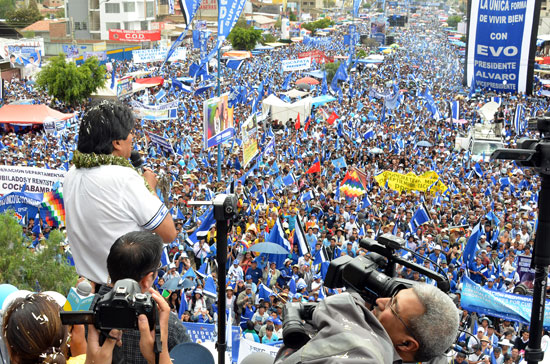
[154,307,161,364]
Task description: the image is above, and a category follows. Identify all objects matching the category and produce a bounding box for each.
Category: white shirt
[193,241,211,259]
[65,165,168,284]
[228,264,244,282]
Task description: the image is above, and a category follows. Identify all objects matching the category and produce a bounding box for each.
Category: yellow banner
[374,171,448,194]
[242,114,258,167]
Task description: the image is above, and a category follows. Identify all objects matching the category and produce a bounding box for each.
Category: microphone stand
[190,194,238,364]
[526,173,550,364]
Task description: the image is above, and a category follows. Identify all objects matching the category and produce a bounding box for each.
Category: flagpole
[217,45,222,182]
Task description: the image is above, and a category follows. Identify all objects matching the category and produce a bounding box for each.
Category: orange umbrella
[296,77,320,85]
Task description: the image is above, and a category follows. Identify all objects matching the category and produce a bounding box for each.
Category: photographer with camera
[277,283,459,364]
[64,100,177,287]
[99,231,190,364]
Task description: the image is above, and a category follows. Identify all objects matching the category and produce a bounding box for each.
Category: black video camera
[60,279,157,331]
[282,234,450,349]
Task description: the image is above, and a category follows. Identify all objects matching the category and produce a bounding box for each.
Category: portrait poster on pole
[203,94,235,149]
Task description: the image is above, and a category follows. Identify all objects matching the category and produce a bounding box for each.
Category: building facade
[65,0,157,40]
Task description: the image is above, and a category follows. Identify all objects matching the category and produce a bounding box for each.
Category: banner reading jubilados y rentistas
[465,0,539,94]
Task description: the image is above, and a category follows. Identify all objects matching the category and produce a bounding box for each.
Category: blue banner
[216,0,248,49]
[200,30,209,63]
[353,0,362,18]
[0,191,43,223]
[461,276,550,327]
[178,0,202,26]
[181,322,241,362]
[466,0,537,93]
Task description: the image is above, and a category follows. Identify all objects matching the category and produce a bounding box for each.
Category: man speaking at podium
[64,100,176,286]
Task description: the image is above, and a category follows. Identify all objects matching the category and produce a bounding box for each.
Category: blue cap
[313,274,321,280]
[297,283,307,290]
[233,259,239,265]
[294,293,302,299]
[273,318,282,325]
[245,275,252,280]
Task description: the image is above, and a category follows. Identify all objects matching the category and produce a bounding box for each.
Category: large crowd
[1,5,549,364]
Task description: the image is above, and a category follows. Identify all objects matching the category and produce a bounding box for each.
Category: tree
[289,11,297,21]
[323,61,340,83]
[357,49,367,58]
[301,18,334,34]
[6,0,43,28]
[0,0,15,20]
[0,213,77,294]
[36,54,106,105]
[54,7,65,18]
[263,33,277,44]
[227,27,263,51]
[234,13,248,29]
[446,15,462,28]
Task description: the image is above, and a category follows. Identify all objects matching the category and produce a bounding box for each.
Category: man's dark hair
[246,320,255,331]
[77,100,135,154]
[107,231,163,283]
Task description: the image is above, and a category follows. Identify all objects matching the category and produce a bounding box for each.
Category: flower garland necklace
[72,150,153,192]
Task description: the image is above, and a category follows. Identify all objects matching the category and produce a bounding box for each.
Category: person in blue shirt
[413,246,427,265]
[193,308,213,323]
[440,237,450,254]
[305,226,318,251]
[484,277,499,291]
[247,260,262,284]
[290,244,300,265]
[262,325,279,344]
[428,245,446,265]
[469,257,486,284]
[344,241,355,257]
[280,258,293,277]
[245,274,257,294]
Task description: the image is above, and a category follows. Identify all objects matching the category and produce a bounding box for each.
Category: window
[105,3,120,13]
[141,21,148,30]
[146,1,154,17]
[74,21,81,30]
[82,22,87,30]
[105,22,121,29]
[159,0,168,5]
[123,2,135,12]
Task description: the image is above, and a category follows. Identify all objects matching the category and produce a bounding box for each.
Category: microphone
[63,280,95,311]
[130,150,144,170]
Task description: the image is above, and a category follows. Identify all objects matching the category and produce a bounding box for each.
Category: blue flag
[186,208,215,246]
[463,221,481,268]
[408,203,431,233]
[267,219,292,269]
[258,283,273,302]
[203,275,218,299]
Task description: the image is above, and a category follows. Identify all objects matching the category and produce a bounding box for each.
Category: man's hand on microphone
[143,167,158,190]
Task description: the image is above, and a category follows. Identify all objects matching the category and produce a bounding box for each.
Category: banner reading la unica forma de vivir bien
[465,0,540,94]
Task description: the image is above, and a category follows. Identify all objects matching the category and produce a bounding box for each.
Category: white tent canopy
[92,79,153,99]
[281,89,309,98]
[262,94,312,122]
